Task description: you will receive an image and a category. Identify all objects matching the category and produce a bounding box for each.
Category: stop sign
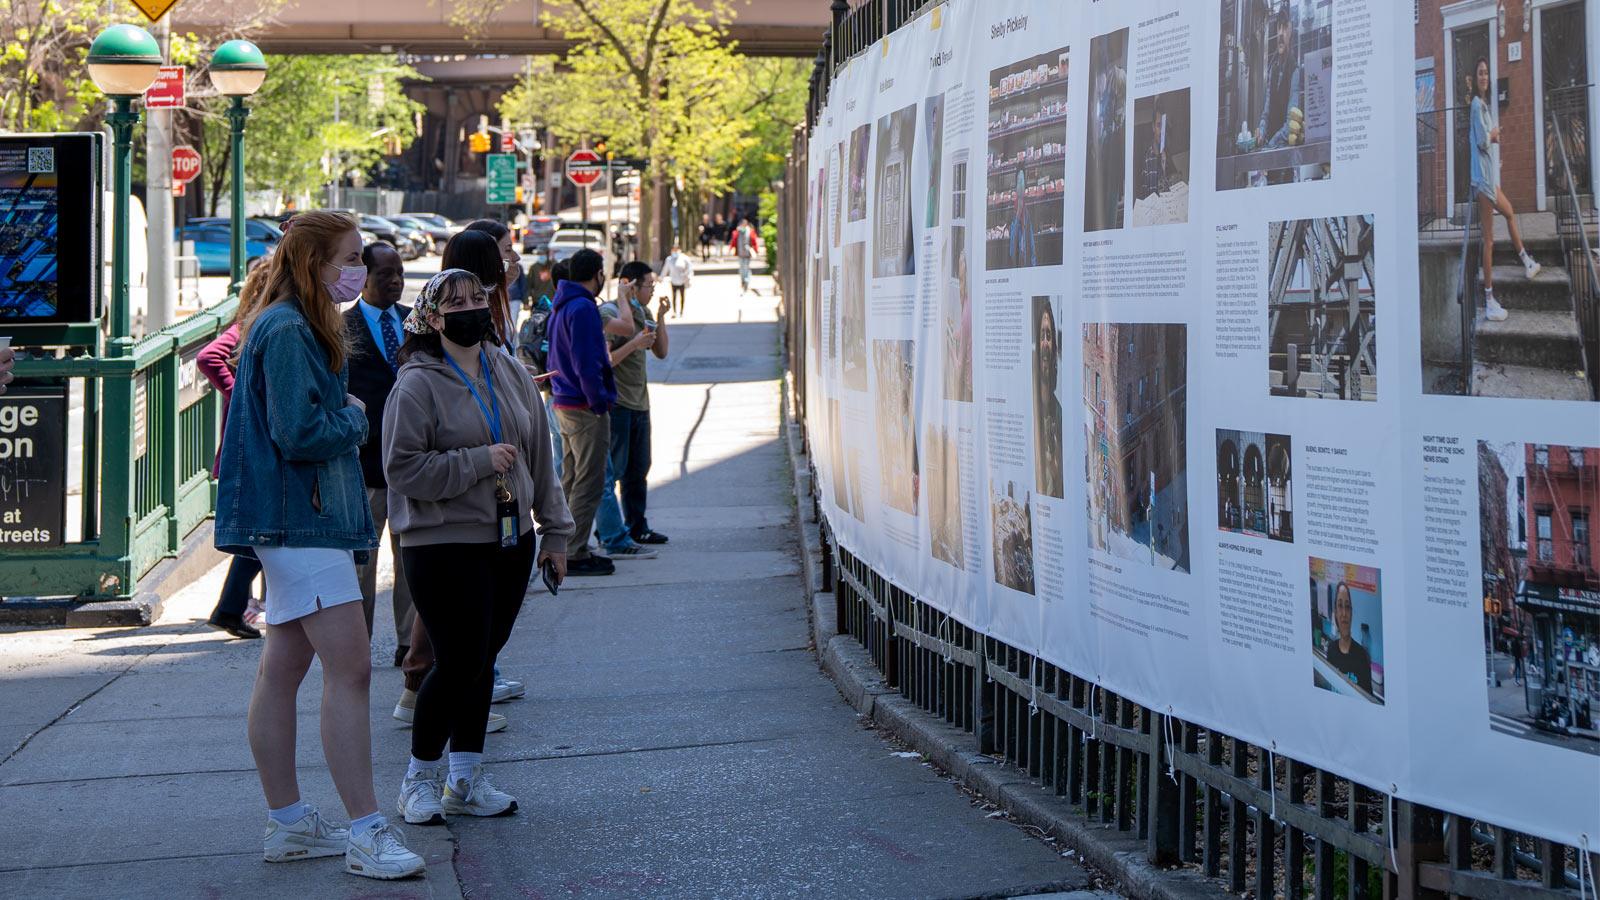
[171,145,201,185]
[566,149,604,187]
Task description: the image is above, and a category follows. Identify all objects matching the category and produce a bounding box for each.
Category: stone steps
[1473,308,1587,371]
[1470,360,1594,401]
[1487,263,1574,311]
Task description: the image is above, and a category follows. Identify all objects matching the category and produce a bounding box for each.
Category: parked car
[400,212,464,238]
[388,214,451,251]
[545,225,613,275]
[359,230,380,247]
[174,224,269,276]
[521,215,560,252]
[181,216,284,247]
[352,214,420,260]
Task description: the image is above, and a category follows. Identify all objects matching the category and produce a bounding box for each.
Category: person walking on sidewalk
[729,218,762,294]
[599,261,671,552]
[384,268,573,826]
[196,267,278,640]
[662,244,693,317]
[547,248,618,577]
[343,242,416,663]
[213,210,424,881]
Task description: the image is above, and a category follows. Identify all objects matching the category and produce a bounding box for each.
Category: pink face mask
[325,264,367,303]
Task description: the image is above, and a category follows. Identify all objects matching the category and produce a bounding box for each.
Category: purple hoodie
[547,280,616,413]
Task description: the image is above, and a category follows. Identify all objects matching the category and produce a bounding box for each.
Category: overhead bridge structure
[171,0,829,57]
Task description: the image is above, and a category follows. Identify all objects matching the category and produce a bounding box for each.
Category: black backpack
[518,293,554,378]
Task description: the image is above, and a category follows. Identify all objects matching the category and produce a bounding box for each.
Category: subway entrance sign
[486,153,517,204]
[566,149,604,188]
[0,380,67,547]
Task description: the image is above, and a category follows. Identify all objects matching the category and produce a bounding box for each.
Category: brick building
[1518,443,1598,733]
[1415,0,1597,219]
[1083,324,1189,570]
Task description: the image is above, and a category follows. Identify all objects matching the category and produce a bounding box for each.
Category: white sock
[448,752,483,787]
[407,755,441,781]
[267,800,313,826]
[350,811,386,835]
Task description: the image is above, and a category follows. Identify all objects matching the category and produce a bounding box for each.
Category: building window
[1537,509,1553,562]
[1575,510,1591,567]
[1516,476,1526,543]
[1535,444,1550,466]
[1571,446,1586,468]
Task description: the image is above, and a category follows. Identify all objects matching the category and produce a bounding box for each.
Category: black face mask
[441,307,494,346]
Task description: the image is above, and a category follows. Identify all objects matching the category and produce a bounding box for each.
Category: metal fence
[1548,85,1600,399]
[779,3,1597,897]
[4,301,235,601]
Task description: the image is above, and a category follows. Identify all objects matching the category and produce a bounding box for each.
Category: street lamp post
[87,25,163,345]
[209,40,268,292]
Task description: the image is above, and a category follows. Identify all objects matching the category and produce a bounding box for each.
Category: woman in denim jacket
[214,210,424,881]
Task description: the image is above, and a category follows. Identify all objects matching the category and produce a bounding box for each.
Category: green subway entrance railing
[4,297,237,602]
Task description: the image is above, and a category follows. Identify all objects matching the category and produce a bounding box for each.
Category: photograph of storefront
[1266,214,1377,401]
[1416,0,1600,401]
[1084,323,1191,573]
[1478,440,1599,754]
[1215,0,1334,191]
[1215,429,1294,542]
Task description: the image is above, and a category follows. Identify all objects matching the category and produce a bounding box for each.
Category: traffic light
[469,131,491,154]
[594,140,606,155]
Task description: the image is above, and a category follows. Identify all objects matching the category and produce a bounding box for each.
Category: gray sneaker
[605,543,658,560]
[345,821,425,880]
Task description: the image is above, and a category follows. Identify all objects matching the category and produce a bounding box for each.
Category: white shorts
[255,546,363,626]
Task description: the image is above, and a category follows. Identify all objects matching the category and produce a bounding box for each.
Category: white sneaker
[263,808,349,863]
[491,678,526,703]
[392,689,416,723]
[442,765,518,817]
[1521,251,1543,280]
[398,768,446,826]
[396,692,506,734]
[1485,294,1510,322]
[345,822,425,880]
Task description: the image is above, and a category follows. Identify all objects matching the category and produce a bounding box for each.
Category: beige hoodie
[383,346,574,548]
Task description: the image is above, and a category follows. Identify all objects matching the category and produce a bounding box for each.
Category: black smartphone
[540,559,561,595]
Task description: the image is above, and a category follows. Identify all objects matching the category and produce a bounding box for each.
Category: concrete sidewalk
[0,267,1104,899]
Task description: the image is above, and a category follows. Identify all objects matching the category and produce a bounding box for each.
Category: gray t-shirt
[598,297,654,411]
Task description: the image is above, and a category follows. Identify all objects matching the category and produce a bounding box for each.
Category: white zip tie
[1580,834,1594,900]
[940,615,953,665]
[1267,743,1278,823]
[1163,707,1178,785]
[1386,787,1399,877]
[1090,684,1100,741]
[1027,655,1039,716]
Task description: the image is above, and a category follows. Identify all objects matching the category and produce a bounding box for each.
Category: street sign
[500,133,515,154]
[566,149,604,187]
[144,66,186,109]
[171,146,201,185]
[0,379,68,547]
[486,153,517,205]
[128,0,182,22]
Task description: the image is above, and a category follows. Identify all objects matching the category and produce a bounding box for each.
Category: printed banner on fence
[802,0,1600,847]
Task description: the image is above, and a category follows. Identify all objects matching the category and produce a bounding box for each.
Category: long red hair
[237,210,357,372]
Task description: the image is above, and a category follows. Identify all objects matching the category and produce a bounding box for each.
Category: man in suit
[344,242,416,663]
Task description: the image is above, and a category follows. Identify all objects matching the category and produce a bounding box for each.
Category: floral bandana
[403,268,480,335]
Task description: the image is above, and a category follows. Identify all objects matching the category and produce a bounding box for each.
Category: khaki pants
[555,407,610,560]
[357,486,416,644]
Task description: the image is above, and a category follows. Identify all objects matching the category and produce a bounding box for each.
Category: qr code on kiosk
[27,147,55,174]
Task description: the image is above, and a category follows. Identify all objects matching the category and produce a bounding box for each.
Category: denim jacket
[214,298,377,553]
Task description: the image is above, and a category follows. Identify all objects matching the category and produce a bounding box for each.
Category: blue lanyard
[442,349,502,444]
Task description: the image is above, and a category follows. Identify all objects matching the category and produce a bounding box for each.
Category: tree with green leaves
[498,0,761,260]
[193,55,425,214]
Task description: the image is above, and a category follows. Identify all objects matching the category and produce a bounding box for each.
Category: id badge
[495,478,520,548]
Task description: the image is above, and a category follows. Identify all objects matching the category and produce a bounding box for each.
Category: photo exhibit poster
[800,0,1599,846]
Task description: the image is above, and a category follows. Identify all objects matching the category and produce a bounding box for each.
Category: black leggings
[402,532,537,757]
